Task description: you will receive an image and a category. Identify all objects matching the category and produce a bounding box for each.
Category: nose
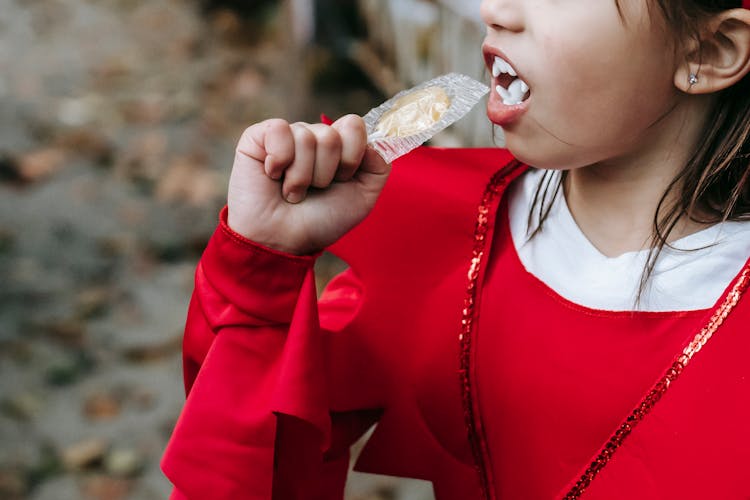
[480,0,524,32]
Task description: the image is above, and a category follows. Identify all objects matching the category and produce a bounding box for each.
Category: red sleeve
[161,207,380,499]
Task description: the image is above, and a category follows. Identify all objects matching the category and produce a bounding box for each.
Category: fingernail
[286,191,304,204]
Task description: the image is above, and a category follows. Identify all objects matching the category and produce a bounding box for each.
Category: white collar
[507,169,750,312]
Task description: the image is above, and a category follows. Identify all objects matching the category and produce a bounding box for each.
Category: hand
[227,114,391,255]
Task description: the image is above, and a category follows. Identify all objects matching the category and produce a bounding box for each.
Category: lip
[482,43,530,127]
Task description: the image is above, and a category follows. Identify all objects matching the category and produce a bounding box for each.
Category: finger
[331,114,367,182]
[307,123,342,188]
[260,119,295,180]
[283,123,316,203]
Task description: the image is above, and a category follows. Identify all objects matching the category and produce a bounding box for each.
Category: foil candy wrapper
[364,73,489,163]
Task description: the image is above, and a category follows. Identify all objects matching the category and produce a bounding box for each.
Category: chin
[502,134,555,170]
[503,131,586,171]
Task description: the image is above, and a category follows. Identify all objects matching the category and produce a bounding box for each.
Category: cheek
[505,13,679,167]
[534,44,669,149]
[507,60,670,168]
[537,38,604,107]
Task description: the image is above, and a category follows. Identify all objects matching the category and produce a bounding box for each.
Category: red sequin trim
[458,164,750,500]
[563,266,750,499]
[459,163,521,500]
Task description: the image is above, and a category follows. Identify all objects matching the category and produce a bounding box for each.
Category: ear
[675,9,750,94]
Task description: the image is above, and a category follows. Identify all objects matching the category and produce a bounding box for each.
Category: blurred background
[0,0,492,498]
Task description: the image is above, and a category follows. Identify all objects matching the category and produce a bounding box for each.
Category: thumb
[359,147,391,175]
[352,148,391,201]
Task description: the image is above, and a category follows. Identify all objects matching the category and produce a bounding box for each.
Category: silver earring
[688,73,699,86]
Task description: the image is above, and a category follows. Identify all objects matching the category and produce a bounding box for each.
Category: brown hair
[528,0,750,306]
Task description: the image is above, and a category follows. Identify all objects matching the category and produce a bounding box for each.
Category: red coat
[161,147,750,499]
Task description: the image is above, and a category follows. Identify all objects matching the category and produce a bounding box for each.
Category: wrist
[223,207,320,257]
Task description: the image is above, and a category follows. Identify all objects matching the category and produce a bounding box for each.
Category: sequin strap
[459,162,522,500]
[563,264,750,499]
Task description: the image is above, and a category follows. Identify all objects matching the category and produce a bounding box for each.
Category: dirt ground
[0,0,433,498]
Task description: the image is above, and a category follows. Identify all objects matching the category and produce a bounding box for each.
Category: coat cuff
[199,206,318,325]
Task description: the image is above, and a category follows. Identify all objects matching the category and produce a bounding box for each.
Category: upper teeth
[492,55,529,106]
[492,56,517,78]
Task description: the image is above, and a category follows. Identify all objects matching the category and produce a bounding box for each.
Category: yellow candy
[374,86,451,138]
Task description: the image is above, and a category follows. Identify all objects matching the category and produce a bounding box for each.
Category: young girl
[162,1,750,498]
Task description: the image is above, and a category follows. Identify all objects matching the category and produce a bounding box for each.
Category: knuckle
[341,114,366,134]
[317,128,342,152]
[347,113,364,123]
[257,119,290,143]
[265,118,289,131]
[293,127,316,149]
[340,113,361,125]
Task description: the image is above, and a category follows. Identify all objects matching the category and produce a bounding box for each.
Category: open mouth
[492,55,531,106]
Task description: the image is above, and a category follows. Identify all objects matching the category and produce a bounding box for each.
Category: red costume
[162,148,750,499]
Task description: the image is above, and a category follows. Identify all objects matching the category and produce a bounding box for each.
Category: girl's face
[481,0,685,170]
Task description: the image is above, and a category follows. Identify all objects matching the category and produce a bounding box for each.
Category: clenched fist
[227,114,391,255]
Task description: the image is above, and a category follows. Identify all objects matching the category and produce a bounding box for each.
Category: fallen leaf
[17,148,67,183]
[83,392,122,421]
[155,155,221,206]
[62,438,109,471]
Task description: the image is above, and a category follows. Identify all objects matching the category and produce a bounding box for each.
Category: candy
[374,86,451,138]
[364,73,489,163]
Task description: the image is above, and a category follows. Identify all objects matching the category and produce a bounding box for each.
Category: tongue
[497,73,515,89]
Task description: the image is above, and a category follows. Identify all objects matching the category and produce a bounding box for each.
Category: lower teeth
[496,78,529,105]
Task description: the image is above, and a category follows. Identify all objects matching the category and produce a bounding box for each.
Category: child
[162,1,750,498]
